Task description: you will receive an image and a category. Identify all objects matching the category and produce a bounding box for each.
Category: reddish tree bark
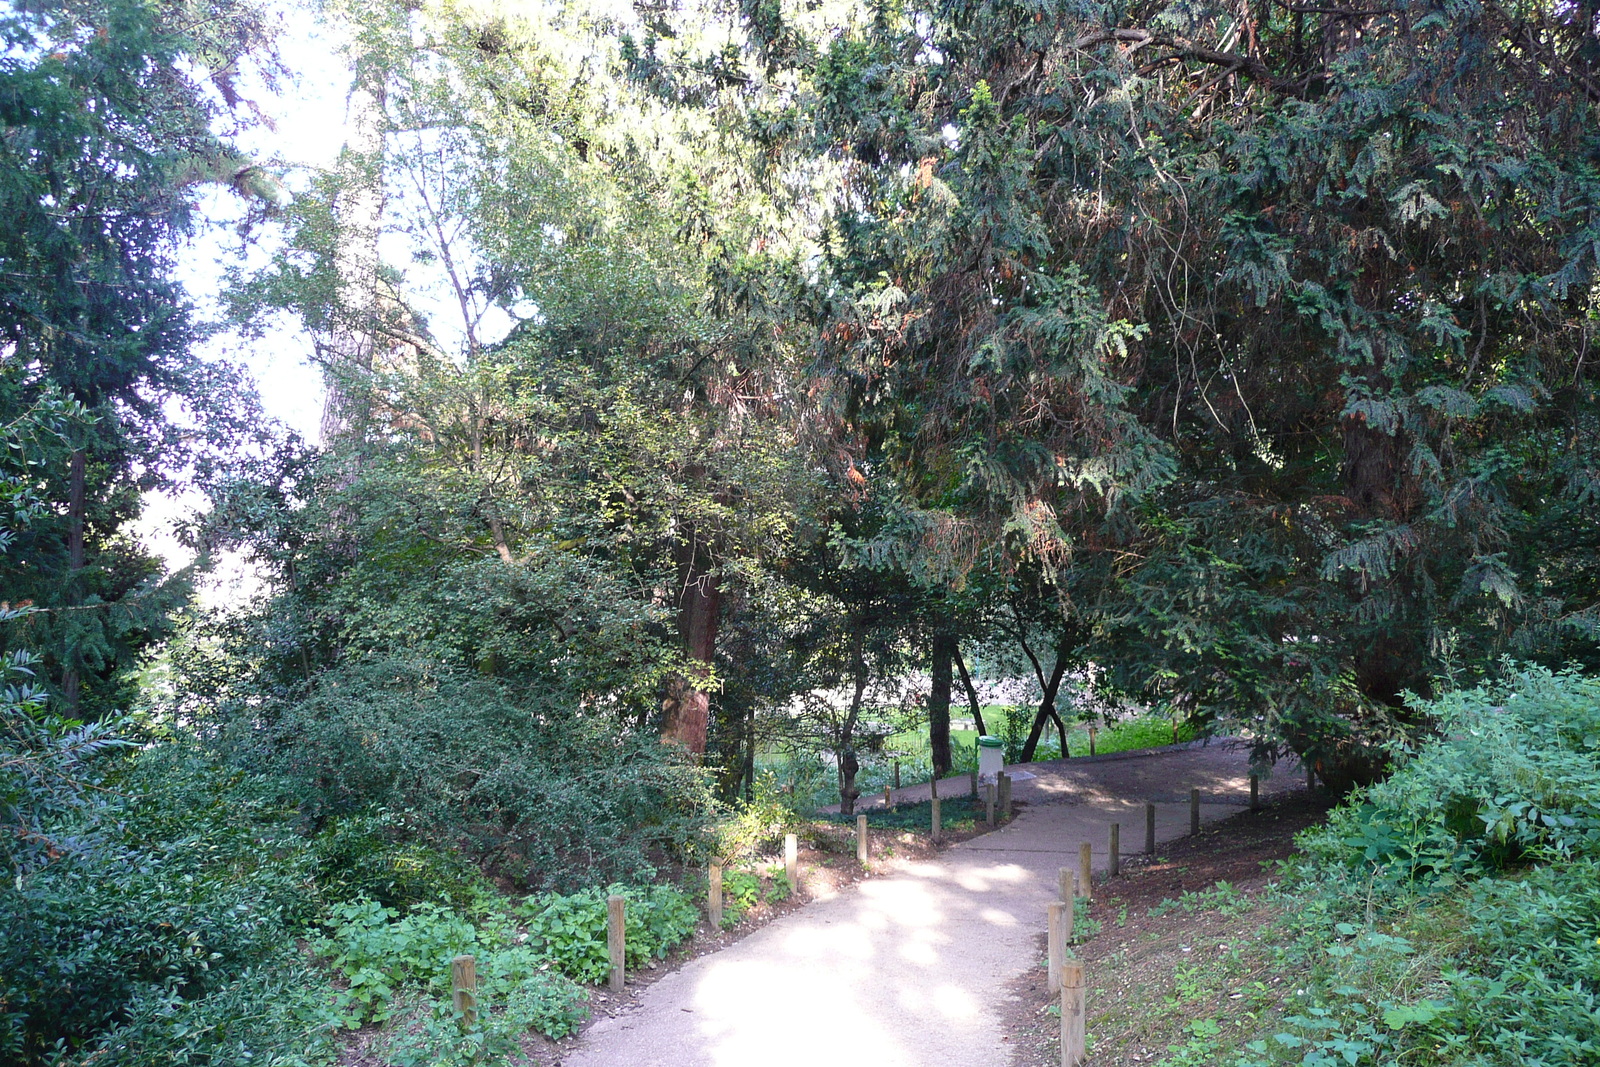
[660,527,719,755]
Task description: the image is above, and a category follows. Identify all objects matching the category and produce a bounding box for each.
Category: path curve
[561,743,1305,1067]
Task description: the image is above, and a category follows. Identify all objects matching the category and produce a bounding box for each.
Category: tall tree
[0,0,271,716]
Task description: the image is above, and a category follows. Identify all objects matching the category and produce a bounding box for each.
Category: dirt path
[559,742,1307,1067]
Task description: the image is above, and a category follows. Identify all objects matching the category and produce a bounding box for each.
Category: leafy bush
[1,734,340,1065]
[1231,666,1600,1067]
[519,883,700,983]
[1305,666,1600,881]
[210,655,719,890]
[309,806,493,910]
[715,770,800,860]
[316,897,588,1041]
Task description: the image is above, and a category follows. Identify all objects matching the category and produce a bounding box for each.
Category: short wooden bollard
[1109,822,1120,877]
[970,769,978,797]
[931,794,942,842]
[784,833,798,890]
[1190,787,1201,835]
[893,760,901,789]
[884,785,893,811]
[606,895,626,992]
[998,772,1012,820]
[857,814,869,863]
[985,783,996,827]
[1047,900,1067,991]
[708,863,723,928]
[1250,773,1260,812]
[1062,869,1076,941]
[1060,959,1086,1067]
[1088,725,1097,756]
[1079,841,1093,901]
[451,954,477,1030]
[1145,801,1157,854]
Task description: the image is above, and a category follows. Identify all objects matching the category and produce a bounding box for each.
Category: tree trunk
[837,627,868,816]
[318,56,386,449]
[1018,641,1070,763]
[661,527,719,755]
[928,631,955,776]
[953,646,987,735]
[61,448,85,715]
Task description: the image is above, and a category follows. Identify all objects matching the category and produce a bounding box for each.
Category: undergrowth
[1222,666,1600,1067]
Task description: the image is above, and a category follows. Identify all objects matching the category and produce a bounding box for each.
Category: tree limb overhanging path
[561,743,1306,1067]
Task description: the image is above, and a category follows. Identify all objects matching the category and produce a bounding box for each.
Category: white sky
[134,7,350,585]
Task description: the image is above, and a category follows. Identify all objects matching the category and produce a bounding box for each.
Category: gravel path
[559,742,1306,1067]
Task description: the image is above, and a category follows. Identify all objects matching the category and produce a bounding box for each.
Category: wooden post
[893,760,901,789]
[970,769,978,797]
[708,863,723,928]
[1145,801,1157,854]
[1058,866,1074,906]
[857,814,869,863]
[606,895,625,992]
[1063,869,1076,941]
[1079,841,1093,901]
[451,954,477,1030]
[1109,822,1120,877]
[1088,725,1097,757]
[997,772,1011,820]
[1190,787,1200,835]
[1047,901,1067,992]
[984,783,995,827]
[1306,760,1316,792]
[931,793,942,842]
[785,833,798,891]
[1250,773,1260,812]
[884,785,893,811]
[1060,959,1086,1067]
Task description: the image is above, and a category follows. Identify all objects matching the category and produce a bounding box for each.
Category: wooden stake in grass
[931,794,942,843]
[1109,822,1120,877]
[451,954,477,1031]
[893,760,900,789]
[997,772,1011,820]
[606,895,626,993]
[857,813,869,864]
[984,783,996,827]
[1250,773,1260,813]
[1190,787,1201,835]
[1060,959,1086,1067]
[1079,841,1093,901]
[1047,901,1067,992]
[1062,869,1076,942]
[708,863,723,928]
[784,833,798,891]
[1088,725,1097,757]
[884,785,893,811]
[1145,801,1156,854]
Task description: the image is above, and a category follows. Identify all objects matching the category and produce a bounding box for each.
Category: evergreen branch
[1069,28,1326,98]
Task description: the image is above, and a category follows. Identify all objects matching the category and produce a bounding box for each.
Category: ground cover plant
[1017,667,1600,1067]
[1232,666,1600,1067]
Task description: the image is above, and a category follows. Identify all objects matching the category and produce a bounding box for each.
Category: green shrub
[212,656,719,890]
[0,738,339,1065]
[309,807,492,910]
[1232,666,1600,1067]
[1304,666,1600,881]
[316,897,588,1041]
[519,883,699,983]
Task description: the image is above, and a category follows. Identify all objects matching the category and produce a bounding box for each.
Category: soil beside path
[557,742,1311,1067]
